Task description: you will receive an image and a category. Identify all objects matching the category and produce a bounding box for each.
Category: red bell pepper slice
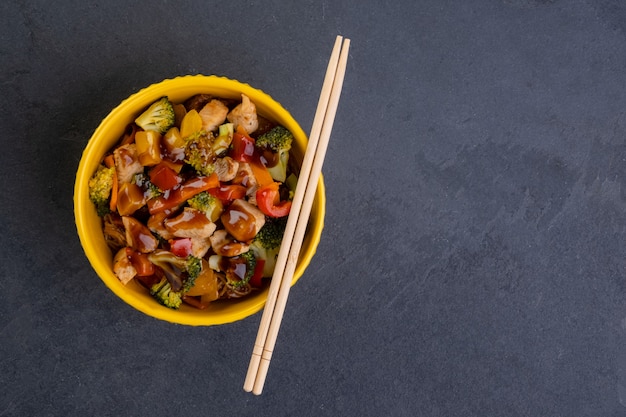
[256,182,292,218]
[149,162,181,191]
[125,247,155,277]
[230,127,274,187]
[169,238,193,258]
[231,127,257,162]
[148,173,219,214]
[249,259,266,288]
[208,184,247,201]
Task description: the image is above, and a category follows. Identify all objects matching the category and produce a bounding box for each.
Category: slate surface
[2,1,626,416]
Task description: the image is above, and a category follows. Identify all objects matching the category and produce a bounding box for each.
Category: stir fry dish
[88,94,298,309]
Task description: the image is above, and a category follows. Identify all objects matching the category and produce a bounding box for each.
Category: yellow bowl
[74,75,325,326]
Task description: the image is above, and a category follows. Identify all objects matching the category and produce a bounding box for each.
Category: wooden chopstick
[243,35,350,395]
[242,36,343,393]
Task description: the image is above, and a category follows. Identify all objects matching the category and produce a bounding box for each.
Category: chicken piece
[234,161,258,189]
[209,230,250,257]
[227,94,258,134]
[122,216,159,253]
[234,161,259,205]
[113,248,136,285]
[147,212,175,240]
[190,237,212,258]
[164,207,217,239]
[113,143,143,184]
[214,156,239,182]
[198,99,229,132]
[221,199,265,242]
[246,184,259,206]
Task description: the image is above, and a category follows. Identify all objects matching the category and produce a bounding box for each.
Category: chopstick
[243,35,350,395]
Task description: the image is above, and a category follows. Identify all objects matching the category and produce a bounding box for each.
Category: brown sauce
[221,201,256,242]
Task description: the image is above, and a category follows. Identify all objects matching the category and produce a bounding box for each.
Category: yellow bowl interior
[74,75,325,326]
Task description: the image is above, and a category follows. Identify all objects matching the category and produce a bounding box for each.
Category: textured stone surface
[2,0,626,415]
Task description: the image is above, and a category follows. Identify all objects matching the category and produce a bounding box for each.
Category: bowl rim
[74,74,325,326]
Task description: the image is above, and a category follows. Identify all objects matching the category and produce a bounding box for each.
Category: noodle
[103,213,126,252]
[217,272,253,299]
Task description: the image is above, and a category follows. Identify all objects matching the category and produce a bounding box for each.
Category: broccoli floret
[135,96,175,134]
[231,250,257,287]
[187,191,223,222]
[208,251,257,287]
[184,124,235,175]
[88,164,115,216]
[184,256,202,292]
[132,172,163,199]
[255,126,293,182]
[147,250,203,308]
[150,278,183,309]
[249,216,287,277]
[184,131,217,176]
[254,216,287,248]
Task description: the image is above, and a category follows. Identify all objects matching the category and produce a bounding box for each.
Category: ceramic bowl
[74,75,325,326]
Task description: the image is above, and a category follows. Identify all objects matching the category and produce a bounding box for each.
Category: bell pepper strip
[116,182,146,216]
[248,157,274,188]
[256,182,292,218]
[208,184,247,201]
[125,247,155,276]
[146,197,181,216]
[103,154,118,212]
[161,127,186,162]
[169,238,193,258]
[176,174,219,200]
[149,162,181,191]
[180,109,203,138]
[249,259,265,288]
[231,127,256,162]
[135,130,162,166]
[186,267,218,298]
[159,159,184,173]
[231,127,274,187]
[184,266,219,308]
[147,173,219,214]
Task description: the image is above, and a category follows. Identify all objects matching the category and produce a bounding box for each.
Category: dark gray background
[2,0,626,416]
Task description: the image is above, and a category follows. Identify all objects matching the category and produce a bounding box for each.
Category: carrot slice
[104,155,118,212]
[249,158,274,187]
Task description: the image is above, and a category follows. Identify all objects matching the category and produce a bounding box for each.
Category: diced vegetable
[147,174,219,214]
[256,182,292,218]
[135,130,162,166]
[149,162,181,191]
[116,182,146,216]
[208,184,247,201]
[180,109,203,138]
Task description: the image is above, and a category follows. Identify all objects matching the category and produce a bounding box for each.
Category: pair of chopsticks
[243,35,351,395]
